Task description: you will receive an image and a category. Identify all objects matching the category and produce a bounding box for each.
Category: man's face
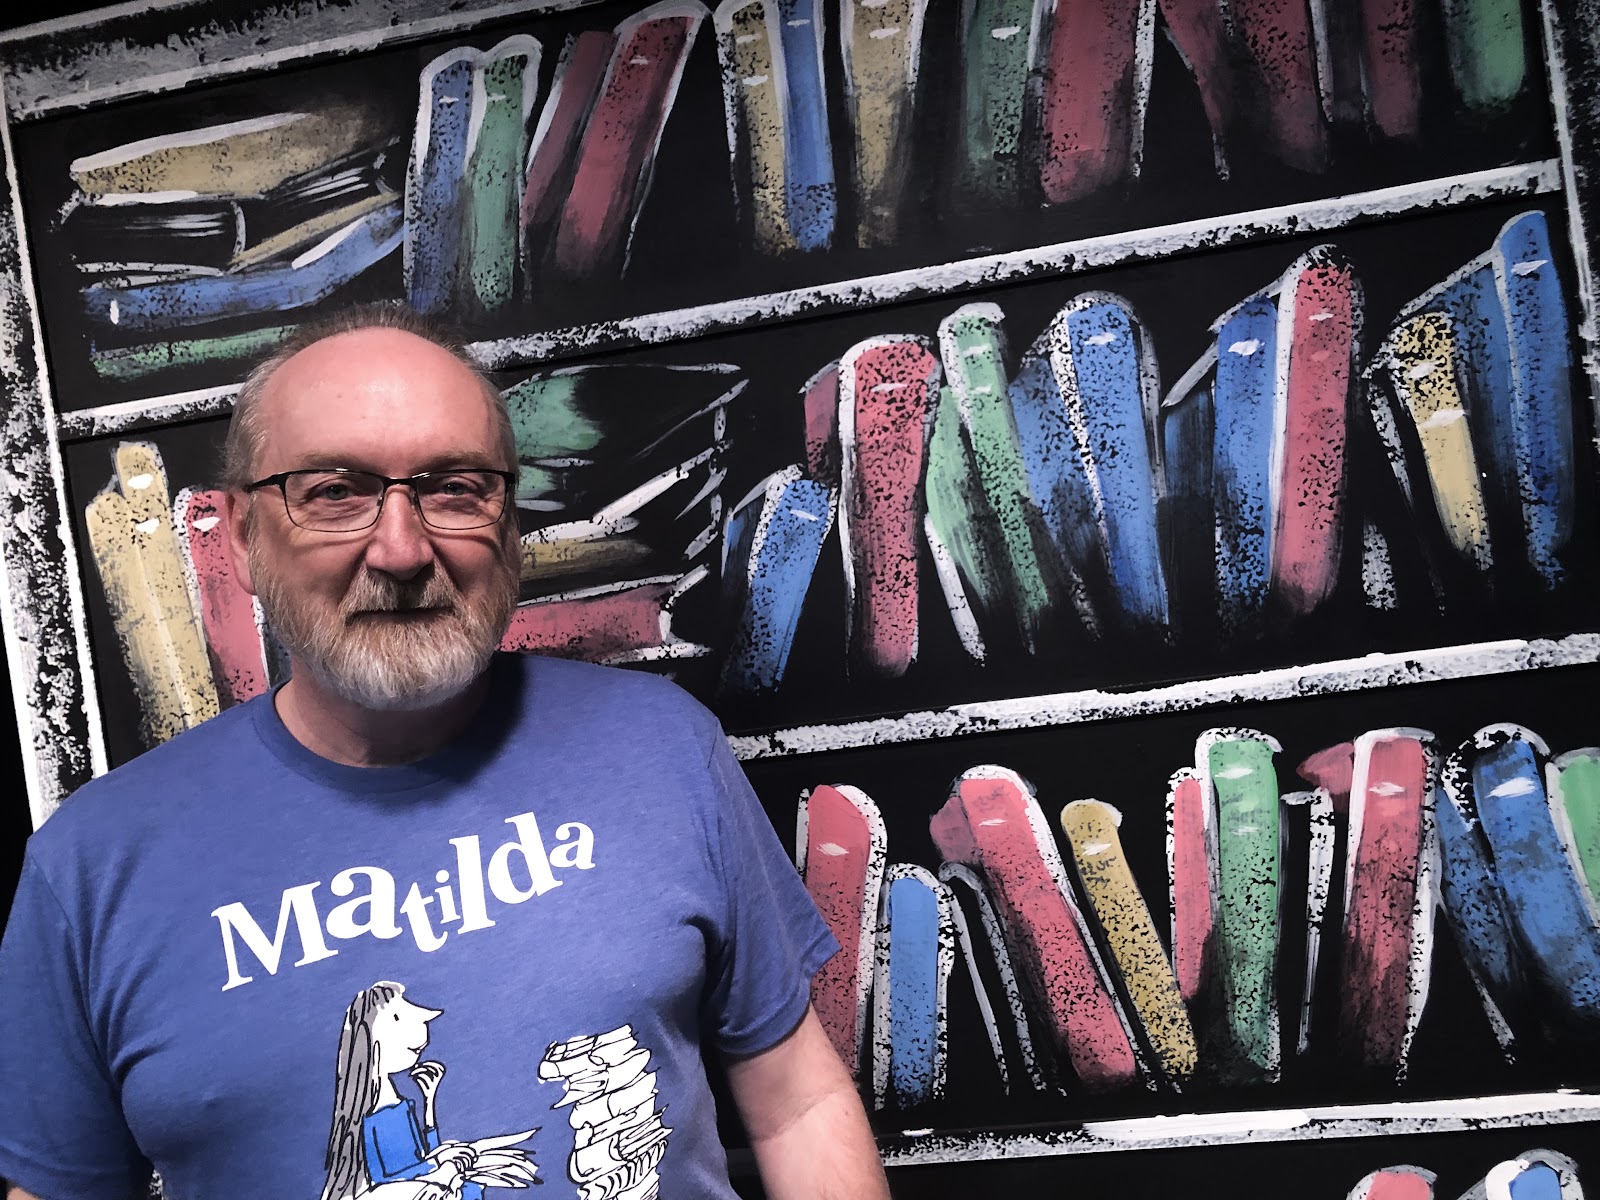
[227,327,519,712]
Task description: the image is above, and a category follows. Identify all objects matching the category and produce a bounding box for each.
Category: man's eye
[429,476,487,498]
[311,483,353,502]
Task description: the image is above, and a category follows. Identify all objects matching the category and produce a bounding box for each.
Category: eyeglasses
[244,468,516,532]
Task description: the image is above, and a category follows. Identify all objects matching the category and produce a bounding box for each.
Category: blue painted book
[1397,210,1577,589]
[1041,293,1169,631]
[1495,212,1576,586]
[83,203,403,332]
[1207,294,1278,636]
[719,465,836,695]
[1467,723,1600,1030]
[775,0,835,250]
[1006,340,1101,635]
[405,49,476,315]
[1434,760,1526,1057]
[1460,1150,1583,1200]
[872,864,955,1110]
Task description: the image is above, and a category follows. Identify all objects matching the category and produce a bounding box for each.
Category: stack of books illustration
[67,108,404,378]
[538,1025,671,1200]
[797,718,1600,1106]
[500,362,744,666]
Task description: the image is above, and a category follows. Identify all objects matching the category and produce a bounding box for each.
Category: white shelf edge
[877,1090,1600,1166]
[728,634,1600,760]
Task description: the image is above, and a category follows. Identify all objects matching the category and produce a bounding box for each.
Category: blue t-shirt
[0,655,836,1200]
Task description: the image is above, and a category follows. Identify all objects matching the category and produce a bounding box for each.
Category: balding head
[221,304,516,494]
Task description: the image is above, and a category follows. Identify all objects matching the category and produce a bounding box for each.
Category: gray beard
[252,551,518,712]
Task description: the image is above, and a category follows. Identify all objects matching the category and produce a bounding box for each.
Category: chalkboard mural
[4,0,1600,1194]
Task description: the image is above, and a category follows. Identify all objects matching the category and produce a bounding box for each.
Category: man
[0,306,891,1200]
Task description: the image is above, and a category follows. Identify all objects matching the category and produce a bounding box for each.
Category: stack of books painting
[63,106,405,382]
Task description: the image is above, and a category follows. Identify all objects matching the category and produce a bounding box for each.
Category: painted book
[949,0,1044,210]
[1338,727,1439,1080]
[929,765,1141,1090]
[1194,726,1283,1083]
[1459,724,1600,1031]
[1035,0,1152,202]
[872,864,956,1108]
[839,0,928,246]
[499,568,710,664]
[1230,0,1327,169]
[797,784,887,1077]
[932,303,1054,652]
[85,443,220,747]
[173,487,269,708]
[1039,292,1169,632]
[84,203,403,332]
[521,30,617,283]
[838,335,941,677]
[550,1,710,277]
[719,466,837,695]
[1060,798,1198,1085]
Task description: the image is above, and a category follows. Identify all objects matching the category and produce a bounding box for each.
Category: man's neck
[272,666,492,767]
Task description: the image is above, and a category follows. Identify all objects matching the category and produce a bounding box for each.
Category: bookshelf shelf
[727,633,1600,761]
[875,1091,1600,1167]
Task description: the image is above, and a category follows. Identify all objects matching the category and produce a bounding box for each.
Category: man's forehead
[255,328,497,447]
[264,327,482,398]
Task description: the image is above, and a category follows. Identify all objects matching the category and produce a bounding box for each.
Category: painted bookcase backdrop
[4,0,1600,1194]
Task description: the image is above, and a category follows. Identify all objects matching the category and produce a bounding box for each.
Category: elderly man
[0,307,890,1200]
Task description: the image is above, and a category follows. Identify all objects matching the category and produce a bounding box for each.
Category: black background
[4,1,1599,1196]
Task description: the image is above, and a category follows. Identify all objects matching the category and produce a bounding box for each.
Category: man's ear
[223,489,258,597]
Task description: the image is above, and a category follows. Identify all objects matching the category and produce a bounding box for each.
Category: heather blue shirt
[0,655,835,1200]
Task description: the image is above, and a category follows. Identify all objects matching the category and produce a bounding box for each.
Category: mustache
[340,569,461,618]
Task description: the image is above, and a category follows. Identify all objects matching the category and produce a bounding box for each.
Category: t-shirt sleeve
[699,729,839,1059]
[0,849,148,1200]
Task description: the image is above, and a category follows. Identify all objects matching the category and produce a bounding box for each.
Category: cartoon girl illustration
[318,981,538,1200]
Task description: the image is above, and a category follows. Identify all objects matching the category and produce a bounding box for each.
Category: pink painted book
[1339,727,1438,1079]
[838,335,940,678]
[797,783,887,1077]
[174,487,268,707]
[930,765,1140,1089]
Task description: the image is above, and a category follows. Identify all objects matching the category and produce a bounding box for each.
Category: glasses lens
[416,471,508,530]
[284,471,385,531]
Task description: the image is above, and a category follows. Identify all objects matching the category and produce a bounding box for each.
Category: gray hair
[219,303,518,491]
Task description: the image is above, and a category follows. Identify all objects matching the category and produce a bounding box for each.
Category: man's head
[223,305,521,713]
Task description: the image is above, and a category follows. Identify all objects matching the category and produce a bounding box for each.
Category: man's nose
[362,486,435,579]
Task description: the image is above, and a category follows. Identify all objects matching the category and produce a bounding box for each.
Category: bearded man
[0,306,891,1200]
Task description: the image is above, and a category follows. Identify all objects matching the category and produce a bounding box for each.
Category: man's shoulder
[34,699,264,850]
[518,653,716,727]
